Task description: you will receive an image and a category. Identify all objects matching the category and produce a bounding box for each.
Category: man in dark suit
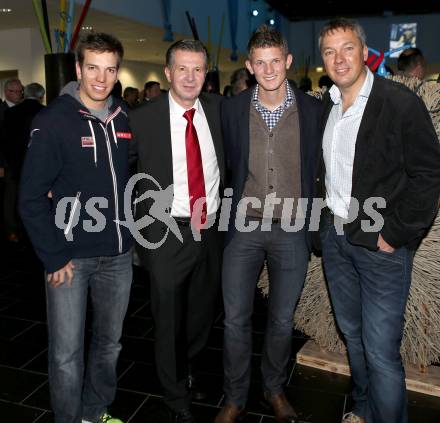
[0,78,23,128]
[0,78,23,222]
[215,26,321,423]
[130,40,224,423]
[317,18,440,423]
[1,82,43,242]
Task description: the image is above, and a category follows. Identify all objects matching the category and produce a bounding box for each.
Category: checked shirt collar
[252,80,295,131]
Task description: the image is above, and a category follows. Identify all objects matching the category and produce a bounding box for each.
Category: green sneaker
[96,413,124,423]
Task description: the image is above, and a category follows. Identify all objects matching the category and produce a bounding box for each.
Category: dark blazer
[0,101,10,167]
[0,98,44,179]
[129,92,225,253]
[221,84,322,248]
[0,100,9,129]
[316,75,440,251]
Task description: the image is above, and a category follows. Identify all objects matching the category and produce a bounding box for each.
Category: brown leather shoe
[265,392,298,423]
[214,404,247,423]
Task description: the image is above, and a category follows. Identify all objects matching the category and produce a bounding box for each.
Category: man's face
[4,81,23,104]
[321,28,368,92]
[146,84,161,99]
[245,47,292,93]
[164,50,206,108]
[76,49,119,110]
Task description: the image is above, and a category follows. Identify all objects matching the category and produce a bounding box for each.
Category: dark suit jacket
[0,100,10,168]
[129,92,225,257]
[221,84,322,248]
[0,99,44,179]
[0,100,9,128]
[316,75,440,250]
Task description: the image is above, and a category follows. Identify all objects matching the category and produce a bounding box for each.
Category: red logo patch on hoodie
[81,136,95,147]
[116,132,132,140]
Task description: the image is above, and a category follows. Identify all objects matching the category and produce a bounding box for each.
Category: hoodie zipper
[100,122,123,254]
[64,192,81,236]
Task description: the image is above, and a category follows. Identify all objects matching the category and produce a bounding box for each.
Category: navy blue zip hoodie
[19,86,133,272]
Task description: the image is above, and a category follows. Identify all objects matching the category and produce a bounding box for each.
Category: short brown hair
[397,48,425,73]
[247,25,289,57]
[319,18,366,51]
[165,39,209,70]
[76,32,124,68]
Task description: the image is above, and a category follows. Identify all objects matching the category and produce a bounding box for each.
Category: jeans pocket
[365,247,403,264]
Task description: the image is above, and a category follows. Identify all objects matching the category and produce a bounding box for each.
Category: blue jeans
[320,221,413,423]
[46,249,133,423]
[222,223,309,406]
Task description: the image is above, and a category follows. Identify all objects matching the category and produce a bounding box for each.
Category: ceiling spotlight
[252,9,259,17]
[0,8,12,13]
[136,38,146,42]
[81,26,93,31]
[269,18,275,25]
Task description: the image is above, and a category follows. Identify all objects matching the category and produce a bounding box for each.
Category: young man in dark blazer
[215,26,321,423]
[317,18,440,423]
[129,40,224,423]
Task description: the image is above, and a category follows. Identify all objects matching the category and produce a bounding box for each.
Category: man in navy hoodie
[19,33,132,423]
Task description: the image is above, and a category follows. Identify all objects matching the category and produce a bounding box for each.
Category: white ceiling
[0,0,244,70]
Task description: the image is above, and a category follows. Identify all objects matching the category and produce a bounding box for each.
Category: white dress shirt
[323,67,374,219]
[168,92,220,217]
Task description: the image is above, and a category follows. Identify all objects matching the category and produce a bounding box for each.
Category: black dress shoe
[187,374,207,401]
[173,408,197,423]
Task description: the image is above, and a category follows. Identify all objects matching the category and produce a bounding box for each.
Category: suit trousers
[147,222,222,411]
[222,221,309,406]
[320,217,413,423]
[3,169,19,236]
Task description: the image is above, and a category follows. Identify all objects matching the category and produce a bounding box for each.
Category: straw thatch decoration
[387,75,440,140]
[258,75,440,366]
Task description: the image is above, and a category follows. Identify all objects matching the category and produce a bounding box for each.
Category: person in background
[1,82,45,244]
[110,79,123,99]
[0,78,23,180]
[230,68,251,95]
[397,47,427,80]
[142,80,161,101]
[123,86,139,109]
[318,74,333,91]
[0,78,23,128]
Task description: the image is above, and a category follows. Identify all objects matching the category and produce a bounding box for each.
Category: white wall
[118,60,168,92]
[0,26,240,97]
[0,29,170,97]
[0,27,46,86]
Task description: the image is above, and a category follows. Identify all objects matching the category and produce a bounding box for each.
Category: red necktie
[183,108,207,225]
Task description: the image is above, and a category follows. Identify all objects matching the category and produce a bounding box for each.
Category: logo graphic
[53,172,387,248]
[81,136,95,147]
[119,173,183,249]
[116,132,132,140]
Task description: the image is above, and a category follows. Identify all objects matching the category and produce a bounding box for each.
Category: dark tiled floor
[1,242,440,423]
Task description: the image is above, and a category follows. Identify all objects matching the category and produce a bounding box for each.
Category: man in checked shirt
[215,26,321,423]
